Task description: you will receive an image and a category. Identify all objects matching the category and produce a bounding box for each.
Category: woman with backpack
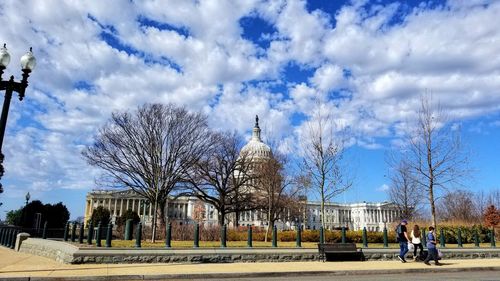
[411,224,424,261]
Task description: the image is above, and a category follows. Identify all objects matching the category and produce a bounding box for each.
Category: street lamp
[0,44,36,189]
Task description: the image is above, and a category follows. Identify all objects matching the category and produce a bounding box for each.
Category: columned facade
[84,189,401,232]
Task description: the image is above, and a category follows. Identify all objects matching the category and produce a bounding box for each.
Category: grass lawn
[78,240,493,249]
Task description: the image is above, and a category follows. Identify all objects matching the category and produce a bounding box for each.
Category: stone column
[113,199,117,216]
[132,199,136,213]
[119,199,124,216]
[85,200,90,217]
[184,203,188,219]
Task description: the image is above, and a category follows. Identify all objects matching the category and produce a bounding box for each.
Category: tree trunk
[218,209,226,227]
[429,184,437,228]
[264,209,272,242]
[152,200,158,243]
[320,198,325,229]
[158,199,167,237]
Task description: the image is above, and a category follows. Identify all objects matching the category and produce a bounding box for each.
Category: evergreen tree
[484,205,500,228]
[116,209,140,226]
[90,206,111,225]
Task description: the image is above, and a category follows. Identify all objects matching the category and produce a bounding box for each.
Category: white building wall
[85,190,402,232]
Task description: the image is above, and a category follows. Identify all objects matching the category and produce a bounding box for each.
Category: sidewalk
[1,247,499,280]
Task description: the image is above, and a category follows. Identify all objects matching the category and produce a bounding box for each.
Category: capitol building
[84,117,401,232]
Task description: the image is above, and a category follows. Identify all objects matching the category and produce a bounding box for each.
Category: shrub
[90,206,111,226]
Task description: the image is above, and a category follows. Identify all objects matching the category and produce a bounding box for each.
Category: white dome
[241,139,272,159]
[240,115,272,159]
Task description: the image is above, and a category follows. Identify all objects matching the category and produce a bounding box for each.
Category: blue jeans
[399,241,409,258]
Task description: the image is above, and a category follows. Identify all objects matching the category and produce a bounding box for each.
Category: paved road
[169,271,500,281]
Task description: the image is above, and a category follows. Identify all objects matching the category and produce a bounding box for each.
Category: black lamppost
[0,44,36,189]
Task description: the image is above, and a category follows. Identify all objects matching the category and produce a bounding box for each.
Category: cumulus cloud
[0,0,499,214]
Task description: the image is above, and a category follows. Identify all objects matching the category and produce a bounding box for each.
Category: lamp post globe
[20,48,36,71]
[0,44,10,68]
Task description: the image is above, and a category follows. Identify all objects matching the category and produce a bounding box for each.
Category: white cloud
[0,0,500,216]
[377,184,390,192]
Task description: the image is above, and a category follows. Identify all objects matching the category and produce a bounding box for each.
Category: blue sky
[0,0,499,220]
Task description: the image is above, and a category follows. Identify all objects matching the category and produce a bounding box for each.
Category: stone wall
[363,248,500,261]
[18,238,77,263]
[71,248,320,264]
[17,238,500,264]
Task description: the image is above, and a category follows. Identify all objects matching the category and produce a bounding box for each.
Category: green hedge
[226,225,495,243]
[436,225,493,244]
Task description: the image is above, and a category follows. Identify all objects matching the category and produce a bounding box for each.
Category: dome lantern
[240,115,271,159]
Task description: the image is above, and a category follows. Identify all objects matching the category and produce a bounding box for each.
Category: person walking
[396,219,410,263]
[424,226,442,266]
[411,224,424,261]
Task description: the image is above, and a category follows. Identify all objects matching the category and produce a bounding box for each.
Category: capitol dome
[240,115,272,159]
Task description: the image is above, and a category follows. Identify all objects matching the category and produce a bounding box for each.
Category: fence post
[11,229,17,248]
[319,227,324,244]
[125,219,132,240]
[63,222,69,241]
[457,228,463,248]
[10,229,18,249]
[383,227,389,248]
[341,226,346,243]
[42,221,48,239]
[71,222,77,242]
[439,228,446,247]
[474,229,480,247]
[135,222,142,248]
[6,228,12,247]
[296,224,302,248]
[272,225,277,248]
[0,227,5,245]
[422,229,427,248]
[106,223,113,248]
[6,229,12,248]
[247,225,253,248]
[165,222,171,248]
[87,221,94,245]
[96,222,102,247]
[193,223,199,248]
[78,222,84,244]
[220,225,227,248]
[491,228,496,248]
[2,228,7,246]
[362,227,368,248]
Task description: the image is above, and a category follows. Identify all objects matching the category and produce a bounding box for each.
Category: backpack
[395,225,402,242]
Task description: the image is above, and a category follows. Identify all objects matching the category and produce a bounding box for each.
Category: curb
[2,266,500,281]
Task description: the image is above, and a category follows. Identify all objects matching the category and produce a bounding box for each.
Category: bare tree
[437,190,479,223]
[406,95,469,228]
[300,107,353,230]
[254,152,299,241]
[186,131,256,227]
[82,103,211,242]
[487,189,500,208]
[475,189,500,218]
[387,158,422,220]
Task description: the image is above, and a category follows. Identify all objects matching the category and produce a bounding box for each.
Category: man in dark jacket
[396,219,410,263]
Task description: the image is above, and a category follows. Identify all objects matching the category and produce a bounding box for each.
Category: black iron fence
[0,223,497,249]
